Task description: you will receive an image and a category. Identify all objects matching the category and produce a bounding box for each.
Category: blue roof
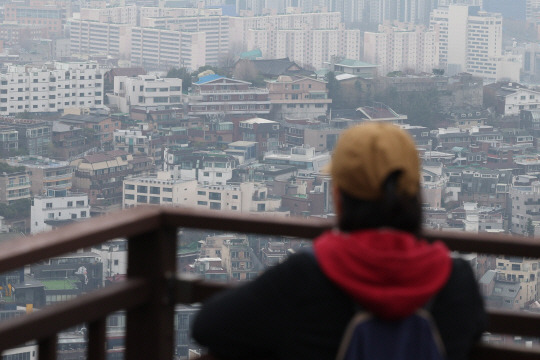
[195,74,224,84]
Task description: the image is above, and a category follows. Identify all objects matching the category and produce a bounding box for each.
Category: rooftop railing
[0,206,540,359]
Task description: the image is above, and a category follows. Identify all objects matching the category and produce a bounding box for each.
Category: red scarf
[314,229,452,319]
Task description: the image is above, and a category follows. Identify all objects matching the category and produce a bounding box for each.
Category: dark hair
[337,171,422,234]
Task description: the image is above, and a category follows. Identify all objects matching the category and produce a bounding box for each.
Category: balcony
[1,206,540,359]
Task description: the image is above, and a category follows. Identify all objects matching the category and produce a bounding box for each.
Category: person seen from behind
[192,122,486,360]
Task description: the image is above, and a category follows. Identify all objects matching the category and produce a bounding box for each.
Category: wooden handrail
[0,279,150,351]
[0,206,539,359]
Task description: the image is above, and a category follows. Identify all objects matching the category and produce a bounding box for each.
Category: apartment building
[7,156,72,195]
[141,15,229,67]
[4,0,71,38]
[187,75,270,117]
[0,62,104,115]
[0,119,52,156]
[238,117,280,155]
[509,180,540,235]
[122,173,197,209]
[113,128,159,156]
[195,182,280,213]
[109,75,182,113]
[130,27,206,71]
[364,22,439,75]
[79,5,138,25]
[0,125,18,157]
[494,256,539,309]
[163,147,236,185]
[68,20,131,58]
[267,75,331,121]
[71,150,153,205]
[59,113,120,150]
[125,176,281,213]
[0,167,31,204]
[429,5,516,81]
[31,189,90,234]
[221,236,259,281]
[263,145,330,173]
[231,12,361,69]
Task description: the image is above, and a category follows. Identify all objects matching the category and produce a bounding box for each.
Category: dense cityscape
[0,0,539,358]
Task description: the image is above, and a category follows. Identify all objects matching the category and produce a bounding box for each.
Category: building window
[125,184,135,190]
[137,195,147,203]
[197,201,208,205]
[125,194,135,200]
[46,203,52,208]
[209,192,221,200]
[137,185,148,193]
[210,202,221,210]
[81,211,87,218]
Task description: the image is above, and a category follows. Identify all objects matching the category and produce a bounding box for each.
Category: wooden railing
[0,206,539,359]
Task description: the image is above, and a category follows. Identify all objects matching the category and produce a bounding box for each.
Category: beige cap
[329,122,420,200]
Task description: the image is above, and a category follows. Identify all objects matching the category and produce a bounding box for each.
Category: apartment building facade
[363,22,439,75]
[123,174,197,209]
[231,12,361,69]
[0,62,104,115]
[7,156,72,195]
[79,5,138,25]
[429,5,514,81]
[130,27,206,71]
[0,168,31,204]
[4,0,71,38]
[68,20,131,58]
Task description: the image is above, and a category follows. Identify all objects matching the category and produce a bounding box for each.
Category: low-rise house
[484,82,540,116]
[0,164,31,204]
[7,156,73,195]
[31,188,90,234]
[108,75,183,113]
[237,117,280,155]
[187,75,271,119]
[71,150,153,205]
[0,118,52,156]
[59,114,121,150]
[266,75,331,121]
[122,174,197,209]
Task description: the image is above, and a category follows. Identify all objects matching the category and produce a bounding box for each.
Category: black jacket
[192,253,486,360]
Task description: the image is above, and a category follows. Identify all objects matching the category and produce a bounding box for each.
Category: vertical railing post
[125,224,177,360]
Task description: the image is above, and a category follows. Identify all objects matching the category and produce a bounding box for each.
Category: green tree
[527,218,535,237]
[325,71,343,109]
[0,198,30,219]
[166,67,192,94]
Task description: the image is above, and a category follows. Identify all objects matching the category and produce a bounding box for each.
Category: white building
[68,20,131,58]
[0,61,104,115]
[130,27,207,71]
[163,148,236,186]
[263,145,331,173]
[31,189,90,234]
[430,5,510,81]
[231,12,361,69]
[123,173,197,209]
[363,22,439,75]
[108,75,182,113]
[123,173,281,213]
[194,182,280,213]
[80,5,138,25]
